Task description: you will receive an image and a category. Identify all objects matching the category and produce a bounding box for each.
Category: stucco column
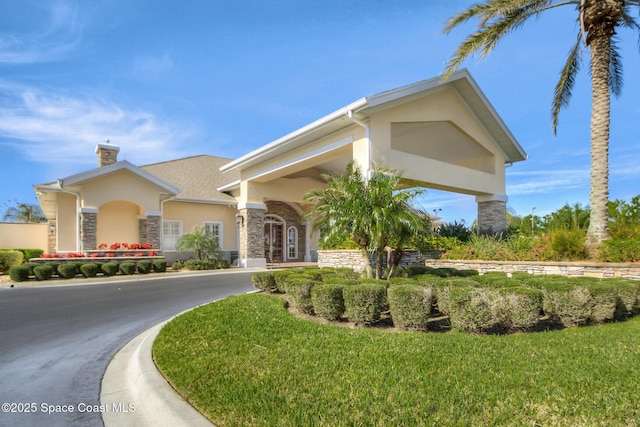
[145,211,162,250]
[80,208,98,253]
[476,195,508,235]
[238,202,267,268]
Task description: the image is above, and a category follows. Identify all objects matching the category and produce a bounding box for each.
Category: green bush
[120,262,136,275]
[102,262,119,277]
[171,260,184,270]
[273,270,297,293]
[58,263,78,279]
[612,279,639,318]
[0,250,24,272]
[251,272,277,292]
[23,248,44,260]
[183,259,219,270]
[9,265,30,282]
[136,260,153,274]
[287,278,319,314]
[542,283,592,327]
[23,262,39,276]
[448,287,496,333]
[153,259,167,273]
[80,263,98,278]
[585,281,617,324]
[388,284,433,331]
[33,264,53,281]
[549,229,589,260]
[343,283,387,325]
[44,262,62,276]
[494,287,543,330]
[597,239,640,262]
[311,284,345,320]
[434,278,480,316]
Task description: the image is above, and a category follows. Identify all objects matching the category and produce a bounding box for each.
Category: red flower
[148,251,156,256]
[105,253,116,257]
[134,252,144,257]
[98,243,107,250]
[90,253,99,258]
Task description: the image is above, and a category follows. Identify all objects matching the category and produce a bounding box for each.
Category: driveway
[0,271,255,427]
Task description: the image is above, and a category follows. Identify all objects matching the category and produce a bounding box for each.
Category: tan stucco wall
[369,88,507,196]
[57,193,78,252]
[81,170,166,211]
[97,201,140,245]
[162,201,238,251]
[0,223,48,250]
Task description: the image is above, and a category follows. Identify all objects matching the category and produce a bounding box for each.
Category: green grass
[153,293,640,426]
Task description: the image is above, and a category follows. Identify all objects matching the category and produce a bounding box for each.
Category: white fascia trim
[220,98,367,173]
[80,207,99,214]
[217,179,241,192]
[475,194,508,203]
[238,202,267,210]
[245,135,354,182]
[61,161,180,194]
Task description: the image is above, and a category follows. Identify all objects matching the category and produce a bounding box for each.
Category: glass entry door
[264,220,284,263]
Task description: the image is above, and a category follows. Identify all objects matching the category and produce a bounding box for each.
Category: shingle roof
[141,155,239,204]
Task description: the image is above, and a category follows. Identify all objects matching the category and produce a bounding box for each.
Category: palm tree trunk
[586,33,612,245]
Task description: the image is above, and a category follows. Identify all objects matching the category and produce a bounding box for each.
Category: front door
[264,222,283,263]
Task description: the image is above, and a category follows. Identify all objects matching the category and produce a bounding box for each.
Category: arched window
[287,226,298,260]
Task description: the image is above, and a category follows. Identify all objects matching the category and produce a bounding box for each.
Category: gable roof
[141,155,239,204]
[220,69,526,173]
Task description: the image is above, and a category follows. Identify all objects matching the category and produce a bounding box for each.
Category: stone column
[80,208,98,253]
[145,211,162,250]
[138,216,148,244]
[238,203,266,268]
[476,195,508,236]
[47,219,57,254]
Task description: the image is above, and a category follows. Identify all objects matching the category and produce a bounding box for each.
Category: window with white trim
[162,220,182,252]
[287,226,298,260]
[203,221,223,249]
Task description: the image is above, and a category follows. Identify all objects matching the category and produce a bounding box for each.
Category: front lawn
[153,293,640,426]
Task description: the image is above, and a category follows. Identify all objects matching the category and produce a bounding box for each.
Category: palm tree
[2,203,46,223]
[175,225,221,261]
[303,163,426,279]
[442,0,640,246]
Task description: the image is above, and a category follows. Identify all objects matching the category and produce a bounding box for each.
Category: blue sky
[1,0,638,224]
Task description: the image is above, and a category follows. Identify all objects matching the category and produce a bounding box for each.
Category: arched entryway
[264,215,284,263]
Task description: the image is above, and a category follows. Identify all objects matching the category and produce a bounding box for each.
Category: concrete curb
[100,319,214,427]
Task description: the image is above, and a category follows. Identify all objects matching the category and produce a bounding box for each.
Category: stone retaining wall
[318,249,640,280]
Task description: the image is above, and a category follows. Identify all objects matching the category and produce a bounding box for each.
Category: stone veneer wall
[80,212,97,252]
[477,200,507,235]
[48,219,57,253]
[138,218,148,244]
[319,249,640,280]
[146,215,162,249]
[240,207,265,260]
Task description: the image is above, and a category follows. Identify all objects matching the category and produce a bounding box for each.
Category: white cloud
[0,82,199,167]
[507,169,589,195]
[0,1,83,64]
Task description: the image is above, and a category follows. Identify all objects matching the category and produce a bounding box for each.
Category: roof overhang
[220,69,527,174]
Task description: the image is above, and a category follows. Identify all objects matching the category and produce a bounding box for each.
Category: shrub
[287,279,319,314]
[153,259,167,273]
[388,284,433,331]
[171,260,184,270]
[549,229,588,260]
[612,279,639,318]
[585,281,617,324]
[494,287,543,330]
[102,262,119,277]
[22,248,44,260]
[23,262,40,276]
[58,263,78,279]
[184,259,218,270]
[9,265,31,282]
[45,262,62,276]
[33,264,53,280]
[80,263,98,278]
[597,239,640,262]
[343,283,387,325]
[273,270,297,292]
[311,284,345,320]
[136,260,153,274]
[120,262,136,275]
[542,283,592,327]
[251,272,277,292]
[0,250,24,272]
[434,278,480,316]
[448,287,496,333]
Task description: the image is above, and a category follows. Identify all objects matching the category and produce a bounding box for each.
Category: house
[33,70,527,267]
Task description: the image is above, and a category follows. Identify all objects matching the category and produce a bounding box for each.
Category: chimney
[95,139,120,167]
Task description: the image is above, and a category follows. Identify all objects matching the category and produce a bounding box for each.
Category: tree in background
[443,0,640,246]
[608,195,640,239]
[2,202,46,223]
[303,163,427,279]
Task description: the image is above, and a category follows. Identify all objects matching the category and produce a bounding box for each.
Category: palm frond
[552,33,583,134]
[609,37,624,97]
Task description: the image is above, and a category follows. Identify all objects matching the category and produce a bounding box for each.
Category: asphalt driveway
[0,271,255,427]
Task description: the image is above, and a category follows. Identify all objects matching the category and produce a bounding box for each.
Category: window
[287,226,298,260]
[162,220,182,252]
[203,221,223,249]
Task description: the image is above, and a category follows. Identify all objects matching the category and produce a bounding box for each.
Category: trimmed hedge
[343,283,387,325]
[286,278,319,314]
[9,265,30,282]
[0,250,24,272]
[495,287,543,330]
[120,262,136,275]
[448,287,495,333]
[311,284,345,320]
[136,260,153,274]
[80,263,98,278]
[388,284,433,331]
[251,272,277,292]
[434,278,480,316]
[102,262,119,277]
[58,263,78,279]
[33,264,54,281]
[153,259,167,273]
